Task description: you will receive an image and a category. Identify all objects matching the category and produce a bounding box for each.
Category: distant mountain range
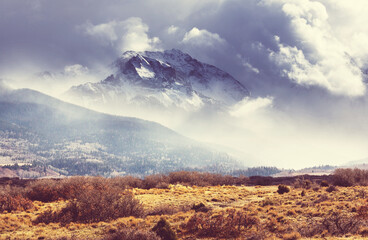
[65,49,249,114]
[0,88,240,177]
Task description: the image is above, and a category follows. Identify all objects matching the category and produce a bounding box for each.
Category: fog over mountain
[64,49,249,126]
[0,88,238,176]
[1,0,368,169]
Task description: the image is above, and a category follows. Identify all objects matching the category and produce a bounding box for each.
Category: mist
[57,87,368,169]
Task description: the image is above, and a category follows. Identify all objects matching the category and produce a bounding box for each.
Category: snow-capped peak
[65,49,250,115]
[121,50,139,59]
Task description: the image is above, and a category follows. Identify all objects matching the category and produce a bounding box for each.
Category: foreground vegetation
[1,169,368,239]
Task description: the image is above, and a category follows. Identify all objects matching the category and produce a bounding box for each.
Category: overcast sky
[1,0,368,168]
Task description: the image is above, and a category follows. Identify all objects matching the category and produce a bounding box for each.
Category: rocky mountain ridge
[65,49,250,113]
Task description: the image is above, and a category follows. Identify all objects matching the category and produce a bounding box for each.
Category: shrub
[0,194,33,213]
[192,203,210,213]
[266,217,280,233]
[321,211,361,235]
[152,218,177,240]
[277,185,290,194]
[294,179,312,189]
[357,205,368,219]
[155,181,170,189]
[298,211,362,237]
[248,176,273,186]
[320,180,329,187]
[74,190,143,223]
[326,185,338,193]
[297,218,326,237]
[57,176,99,200]
[34,185,143,224]
[143,174,169,189]
[286,210,296,216]
[332,168,368,186]
[103,228,160,240]
[110,176,143,189]
[185,208,259,238]
[25,177,86,202]
[304,180,312,189]
[359,227,368,236]
[301,190,306,197]
[261,197,278,207]
[26,179,61,202]
[355,189,367,198]
[25,176,140,203]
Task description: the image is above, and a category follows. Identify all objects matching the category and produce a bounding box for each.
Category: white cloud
[167,25,179,34]
[270,38,365,96]
[319,0,368,68]
[64,64,89,77]
[120,17,161,52]
[264,0,366,96]
[182,27,226,47]
[230,97,273,117]
[244,62,260,74]
[85,21,119,45]
[236,54,260,74]
[84,17,161,53]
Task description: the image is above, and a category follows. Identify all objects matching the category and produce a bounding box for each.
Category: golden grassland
[2,182,368,240]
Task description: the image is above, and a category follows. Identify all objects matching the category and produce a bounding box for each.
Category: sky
[1,0,368,168]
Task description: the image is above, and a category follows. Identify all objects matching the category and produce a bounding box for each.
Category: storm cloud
[1,0,367,95]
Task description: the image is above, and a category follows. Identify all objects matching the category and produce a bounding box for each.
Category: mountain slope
[65,49,249,113]
[0,89,239,176]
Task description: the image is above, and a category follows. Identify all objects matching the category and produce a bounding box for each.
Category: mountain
[342,158,368,169]
[0,88,240,177]
[64,49,250,114]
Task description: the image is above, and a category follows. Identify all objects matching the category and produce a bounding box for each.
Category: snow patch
[136,64,155,78]
[158,60,171,67]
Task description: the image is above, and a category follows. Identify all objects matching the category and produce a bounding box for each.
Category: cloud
[167,25,179,34]
[270,36,365,96]
[85,21,119,45]
[319,0,368,68]
[64,64,89,77]
[182,27,226,47]
[120,18,161,52]
[0,79,12,94]
[84,17,161,53]
[236,54,260,74]
[4,63,106,97]
[230,97,273,117]
[264,0,366,96]
[1,0,368,95]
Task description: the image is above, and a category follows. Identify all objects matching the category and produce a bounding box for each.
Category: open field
[1,171,368,239]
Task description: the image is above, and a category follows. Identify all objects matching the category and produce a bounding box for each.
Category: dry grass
[2,173,368,239]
